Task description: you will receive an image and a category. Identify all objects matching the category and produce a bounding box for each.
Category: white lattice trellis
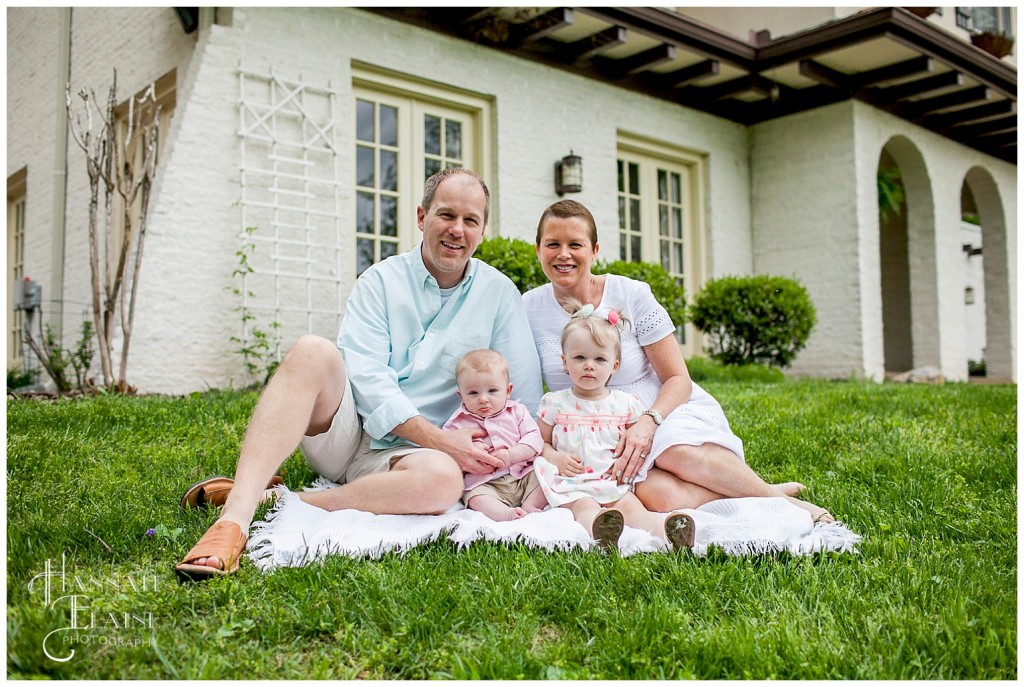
[237,65,345,373]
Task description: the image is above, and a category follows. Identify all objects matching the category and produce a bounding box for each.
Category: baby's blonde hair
[559,298,629,359]
[455,349,510,386]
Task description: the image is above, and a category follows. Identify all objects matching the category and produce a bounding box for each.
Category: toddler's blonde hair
[559,298,629,360]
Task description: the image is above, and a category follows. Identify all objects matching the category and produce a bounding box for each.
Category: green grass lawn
[6,379,1016,679]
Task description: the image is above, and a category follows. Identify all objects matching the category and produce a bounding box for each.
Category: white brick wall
[8,8,1016,391]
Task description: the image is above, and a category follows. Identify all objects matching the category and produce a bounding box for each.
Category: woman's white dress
[522,275,745,482]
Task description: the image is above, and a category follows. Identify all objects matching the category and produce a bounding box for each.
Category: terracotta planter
[904,7,937,19]
[971,31,1015,58]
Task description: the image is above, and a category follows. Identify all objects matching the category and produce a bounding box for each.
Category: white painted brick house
[7,7,1016,393]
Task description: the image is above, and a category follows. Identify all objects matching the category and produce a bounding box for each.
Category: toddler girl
[533,301,695,550]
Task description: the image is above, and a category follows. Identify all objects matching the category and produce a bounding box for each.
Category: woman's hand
[546,449,584,477]
[610,417,656,485]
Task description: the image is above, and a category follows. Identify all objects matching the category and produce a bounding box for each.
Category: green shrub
[685,356,785,384]
[594,259,687,331]
[475,236,548,294]
[476,238,687,331]
[689,274,816,367]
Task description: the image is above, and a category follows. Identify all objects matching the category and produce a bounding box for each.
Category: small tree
[65,71,161,393]
[689,275,816,367]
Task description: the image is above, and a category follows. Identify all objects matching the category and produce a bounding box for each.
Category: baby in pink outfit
[442,349,547,521]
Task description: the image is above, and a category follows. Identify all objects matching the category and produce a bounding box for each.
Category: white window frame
[616,133,707,357]
[7,168,27,369]
[352,64,493,275]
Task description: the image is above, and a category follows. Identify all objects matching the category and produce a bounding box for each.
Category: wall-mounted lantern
[555,151,582,195]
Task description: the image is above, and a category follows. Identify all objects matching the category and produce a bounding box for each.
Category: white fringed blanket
[246,483,860,571]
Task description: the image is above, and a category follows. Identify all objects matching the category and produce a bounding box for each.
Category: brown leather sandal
[175,521,247,582]
[179,475,284,510]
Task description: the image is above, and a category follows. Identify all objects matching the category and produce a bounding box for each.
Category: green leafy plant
[229,226,281,385]
[475,237,688,333]
[474,236,548,294]
[6,365,37,391]
[877,165,905,223]
[594,259,687,332]
[22,319,96,393]
[689,275,816,367]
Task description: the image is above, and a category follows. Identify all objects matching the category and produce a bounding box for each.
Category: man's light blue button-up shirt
[338,243,543,450]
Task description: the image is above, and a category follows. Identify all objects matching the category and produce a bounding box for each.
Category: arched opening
[876,136,937,377]
[962,166,1012,381]
[959,181,986,376]
[877,149,912,372]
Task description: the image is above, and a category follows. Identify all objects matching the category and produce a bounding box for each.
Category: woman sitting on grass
[533,300,696,550]
[523,199,834,524]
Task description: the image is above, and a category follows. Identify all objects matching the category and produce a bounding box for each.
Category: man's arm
[490,281,543,415]
[393,416,503,473]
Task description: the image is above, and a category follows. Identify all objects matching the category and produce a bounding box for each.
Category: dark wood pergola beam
[865,70,963,105]
[562,25,628,61]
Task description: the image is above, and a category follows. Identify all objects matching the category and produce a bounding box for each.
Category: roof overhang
[366,6,1017,164]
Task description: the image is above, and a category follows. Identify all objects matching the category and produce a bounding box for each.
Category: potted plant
[903,7,937,19]
[971,30,1015,59]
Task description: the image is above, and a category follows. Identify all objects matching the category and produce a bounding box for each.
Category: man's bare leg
[190,335,346,570]
[300,451,464,515]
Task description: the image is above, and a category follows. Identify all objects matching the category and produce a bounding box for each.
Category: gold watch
[642,409,663,425]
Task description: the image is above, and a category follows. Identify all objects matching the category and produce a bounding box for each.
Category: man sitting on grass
[175,167,543,580]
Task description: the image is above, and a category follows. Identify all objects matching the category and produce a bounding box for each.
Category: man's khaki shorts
[463,471,541,508]
[299,377,431,484]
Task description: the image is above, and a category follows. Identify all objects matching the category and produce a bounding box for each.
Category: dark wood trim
[562,25,628,61]
[657,59,720,89]
[920,99,1015,131]
[601,43,677,76]
[864,71,963,104]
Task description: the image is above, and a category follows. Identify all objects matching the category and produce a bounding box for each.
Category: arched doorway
[959,181,986,376]
[876,137,937,376]
[877,149,912,372]
[962,166,1012,381]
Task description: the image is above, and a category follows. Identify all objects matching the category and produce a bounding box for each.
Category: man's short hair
[421,167,491,225]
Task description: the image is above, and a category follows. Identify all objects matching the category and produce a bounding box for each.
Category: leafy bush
[474,237,549,294]
[689,275,816,367]
[476,237,687,330]
[594,260,687,332]
[685,356,785,384]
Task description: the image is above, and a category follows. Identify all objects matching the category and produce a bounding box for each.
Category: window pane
[424,158,441,179]
[618,197,626,229]
[380,240,398,261]
[617,160,624,193]
[380,195,397,237]
[674,243,684,274]
[659,205,669,236]
[356,100,375,142]
[630,235,641,262]
[445,120,462,159]
[672,207,683,239]
[660,241,670,271]
[380,150,398,192]
[356,145,375,187]
[380,105,398,147]
[424,114,441,155]
[357,238,375,275]
[629,199,641,232]
[356,191,375,234]
[658,169,667,201]
[619,233,627,261]
[628,163,639,195]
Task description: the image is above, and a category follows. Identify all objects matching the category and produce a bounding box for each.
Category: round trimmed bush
[689,275,816,367]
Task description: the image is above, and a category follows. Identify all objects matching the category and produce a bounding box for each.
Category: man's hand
[442,427,504,474]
